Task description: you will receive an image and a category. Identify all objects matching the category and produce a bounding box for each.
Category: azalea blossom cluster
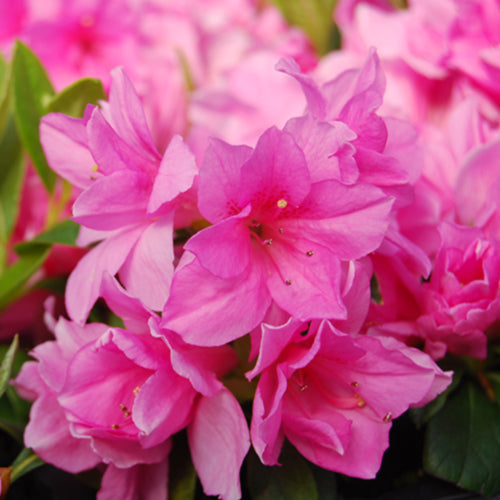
[3,0,500,499]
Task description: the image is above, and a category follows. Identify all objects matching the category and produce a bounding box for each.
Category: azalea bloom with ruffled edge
[14,276,249,500]
[247,318,452,478]
[162,122,394,346]
[40,67,197,323]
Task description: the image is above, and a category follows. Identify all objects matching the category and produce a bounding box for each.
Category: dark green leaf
[12,42,55,192]
[310,463,338,500]
[246,442,318,500]
[0,244,50,310]
[0,384,32,442]
[10,448,44,483]
[0,117,25,271]
[14,219,80,255]
[46,77,106,118]
[424,380,500,497]
[487,372,500,404]
[168,432,197,500]
[0,335,19,399]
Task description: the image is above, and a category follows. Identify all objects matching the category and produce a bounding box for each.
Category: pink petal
[276,57,327,118]
[266,239,347,320]
[282,180,393,260]
[184,206,252,278]
[72,170,150,230]
[105,67,160,161]
[162,253,272,346]
[25,395,100,473]
[87,107,158,178]
[40,112,95,189]
[284,114,358,183]
[100,274,152,332]
[133,367,196,448]
[119,215,175,311]
[188,389,250,500]
[239,127,311,211]
[251,370,287,465]
[98,460,169,500]
[198,138,253,223]
[65,227,144,323]
[147,134,197,213]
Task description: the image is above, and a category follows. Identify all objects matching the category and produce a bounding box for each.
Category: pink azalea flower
[279,50,431,277]
[369,222,499,360]
[335,0,500,125]
[40,67,197,322]
[162,124,393,346]
[247,318,451,478]
[14,277,249,499]
[455,134,500,240]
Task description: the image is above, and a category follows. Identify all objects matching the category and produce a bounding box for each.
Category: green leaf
[0,335,19,399]
[271,0,339,54]
[12,42,55,192]
[0,385,32,442]
[14,219,80,255]
[0,244,50,310]
[46,77,106,118]
[10,448,44,483]
[0,117,25,272]
[246,442,319,500]
[0,52,12,139]
[424,380,500,497]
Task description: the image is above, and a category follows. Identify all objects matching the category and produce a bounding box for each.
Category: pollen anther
[354,393,366,407]
[306,251,314,257]
[277,199,288,209]
[383,412,392,422]
[285,279,292,286]
[133,386,141,397]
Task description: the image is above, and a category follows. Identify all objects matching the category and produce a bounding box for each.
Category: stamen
[292,371,308,391]
[383,412,392,422]
[133,386,141,397]
[111,424,120,430]
[306,251,314,257]
[120,404,131,418]
[279,228,284,234]
[285,279,292,286]
[354,393,366,407]
[264,238,273,245]
[351,381,359,388]
[277,199,288,209]
[91,164,98,172]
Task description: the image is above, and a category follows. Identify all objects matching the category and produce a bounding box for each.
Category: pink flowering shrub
[1,1,499,499]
